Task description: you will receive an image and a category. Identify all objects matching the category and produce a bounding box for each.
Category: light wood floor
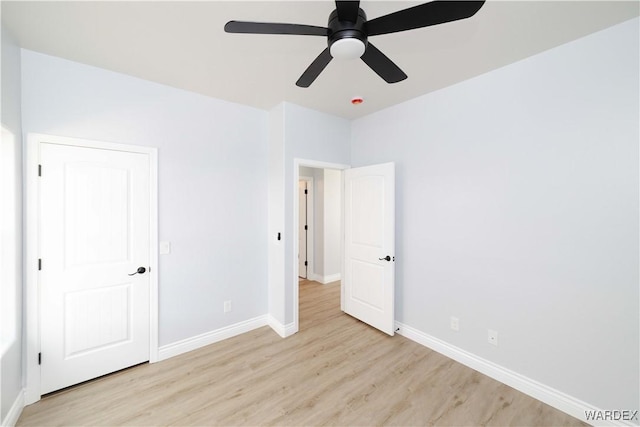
[18,280,586,426]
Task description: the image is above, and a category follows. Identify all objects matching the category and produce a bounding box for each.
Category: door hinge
[304,261,308,266]
[304,225,308,230]
[38,164,42,177]
[38,353,41,365]
[38,259,42,270]
[304,189,308,194]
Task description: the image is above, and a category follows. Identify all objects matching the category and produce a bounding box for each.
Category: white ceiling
[2,1,638,119]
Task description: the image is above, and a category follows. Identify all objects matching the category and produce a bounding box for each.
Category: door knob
[378,256,391,262]
[128,266,147,276]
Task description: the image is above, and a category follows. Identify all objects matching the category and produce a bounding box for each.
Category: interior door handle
[128,266,147,276]
[378,256,391,262]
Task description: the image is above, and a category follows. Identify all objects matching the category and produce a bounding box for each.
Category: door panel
[351,175,384,247]
[344,163,395,335]
[40,142,150,394]
[64,164,131,266]
[64,284,132,358]
[351,260,384,310]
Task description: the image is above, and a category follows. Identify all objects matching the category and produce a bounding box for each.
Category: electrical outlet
[224,301,232,313]
[488,329,498,346]
[450,316,459,331]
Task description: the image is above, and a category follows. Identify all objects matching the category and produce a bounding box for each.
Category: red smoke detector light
[351,97,364,105]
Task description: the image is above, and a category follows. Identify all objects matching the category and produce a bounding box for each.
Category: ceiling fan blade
[224,21,328,36]
[296,48,333,88]
[361,43,407,84]
[366,1,485,36]
[335,1,360,22]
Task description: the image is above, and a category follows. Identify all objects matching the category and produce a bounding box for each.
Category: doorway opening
[292,160,395,336]
[294,161,346,332]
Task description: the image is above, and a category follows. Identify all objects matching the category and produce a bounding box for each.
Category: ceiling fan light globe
[330,38,366,60]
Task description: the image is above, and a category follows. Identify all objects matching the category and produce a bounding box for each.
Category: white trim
[321,273,341,284]
[298,175,314,280]
[148,148,159,363]
[24,133,159,404]
[308,273,323,283]
[158,315,269,361]
[340,171,345,312]
[24,135,40,405]
[1,389,24,427]
[292,159,349,335]
[395,321,626,427]
[308,273,341,285]
[267,315,297,338]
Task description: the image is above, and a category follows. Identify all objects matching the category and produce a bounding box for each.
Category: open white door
[344,162,395,335]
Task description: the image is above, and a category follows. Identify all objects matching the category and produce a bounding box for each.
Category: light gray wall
[298,167,315,177]
[322,169,341,279]
[351,18,639,411]
[268,104,285,325]
[311,168,325,278]
[21,50,269,347]
[314,169,325,277]
[1,25,24,423]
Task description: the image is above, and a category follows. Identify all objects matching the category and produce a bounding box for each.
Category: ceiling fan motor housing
[327,8,368,53]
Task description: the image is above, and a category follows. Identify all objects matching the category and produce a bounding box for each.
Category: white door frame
[298,176,314,280]
[25,133,159,404]
[292,159,349,333]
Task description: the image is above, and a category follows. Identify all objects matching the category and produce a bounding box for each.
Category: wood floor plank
[18,280,586,426]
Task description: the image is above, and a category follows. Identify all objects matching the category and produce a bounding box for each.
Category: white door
[298,181,308,279]
[344,162,395,335]
[39,142,151,394]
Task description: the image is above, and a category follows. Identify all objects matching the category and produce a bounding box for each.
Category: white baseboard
[307,273,341,285]
[1,389,24,427]
[395,322,629,427]
[267,315,297,338]
[321,273,341,284]
[158,315,269,361]
[307,273,322,283]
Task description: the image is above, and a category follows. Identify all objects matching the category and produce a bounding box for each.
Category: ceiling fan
[224,1,485,88]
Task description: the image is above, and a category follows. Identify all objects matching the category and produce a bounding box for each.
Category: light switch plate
[159,241,171,255]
